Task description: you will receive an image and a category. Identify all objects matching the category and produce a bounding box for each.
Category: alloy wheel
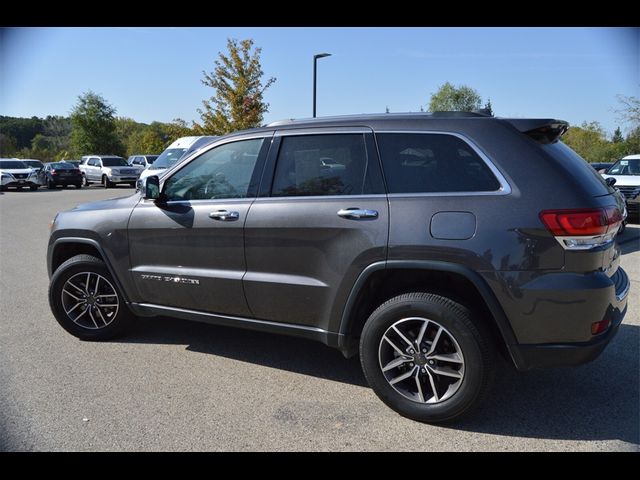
[61,272,119,329]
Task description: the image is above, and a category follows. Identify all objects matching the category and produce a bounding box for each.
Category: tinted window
[102,157,128,167]
[89,159,99,166]
[153,148,188,169]
[272,134,372,197]
[164,138,263,201]
[145,155,159,164]
[376,133,501,193]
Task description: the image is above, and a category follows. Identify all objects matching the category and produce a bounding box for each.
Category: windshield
[152,148,188,169]
[145,155,159,164]
[607,158,640,176]
[0,160,28,169]
[102,157,128,167]
[23,160,43,168]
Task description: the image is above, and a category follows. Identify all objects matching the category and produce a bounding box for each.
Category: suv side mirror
[144,175,161,200]
[605,177,616,187]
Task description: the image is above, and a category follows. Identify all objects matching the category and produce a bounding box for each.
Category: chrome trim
[374,130,512,196]
[554,232,617,250]
[133,303,330,335]
[274,127,372,136]
[252,194,388,202]
[616,272,630,302]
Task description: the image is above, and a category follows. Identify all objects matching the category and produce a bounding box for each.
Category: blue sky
[1,27,638,136]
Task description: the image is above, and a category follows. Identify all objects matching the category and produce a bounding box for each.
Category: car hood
[601,174,640,186]
[70,193,141,213]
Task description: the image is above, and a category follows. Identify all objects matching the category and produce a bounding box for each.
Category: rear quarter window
[376,133,501,193]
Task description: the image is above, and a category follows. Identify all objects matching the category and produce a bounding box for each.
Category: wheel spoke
[67,281,86,295]
[389,367,416,385]
[96,303,117,308]
[382,356,411,372]
[94,274,101,294]
[94,306,109,326]
[63,289,82,301]
[426,326,443,356]
[428,365,463,379]
[88,308,100,329]
[86,273,91,292]
[74,306,90,322]
[429,353,463,364]
[383,335,407,357]
[425,369,440,402]
[66,301,84,315]
[414,370,425,402]
[416,319,429,347]
[97,294,116,298]
[391,325,414,351]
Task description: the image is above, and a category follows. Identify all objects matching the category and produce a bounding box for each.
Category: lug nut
[409,363,414,367]
[421,368,426,373]
[428,360,435,365]
[408,349,415,354]
[422,349,427,353]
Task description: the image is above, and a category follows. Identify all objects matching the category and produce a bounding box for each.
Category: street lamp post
[313,53,332,118]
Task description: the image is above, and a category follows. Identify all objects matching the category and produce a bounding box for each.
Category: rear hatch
[508,119,623,278]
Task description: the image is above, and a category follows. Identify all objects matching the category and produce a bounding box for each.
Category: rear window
[542,142,614,196]
[376,133,501,193]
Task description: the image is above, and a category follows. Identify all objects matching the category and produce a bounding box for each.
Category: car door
[243,128,389,332]
[38,164,48,184]
[88,157,100,181]
[127,135,271,316]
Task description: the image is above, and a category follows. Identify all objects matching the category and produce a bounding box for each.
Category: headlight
[104,168,113,174]
[28,171,38,177]
[1,172,13,179]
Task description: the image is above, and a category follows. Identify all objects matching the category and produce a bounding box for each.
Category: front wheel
[82,174,89,187]
[102,175,114,189]
[360,292,495,423]
[49,254,134,340]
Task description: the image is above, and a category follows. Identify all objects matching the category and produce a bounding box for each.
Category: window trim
[159,134,272,204]
[374,130,512,197]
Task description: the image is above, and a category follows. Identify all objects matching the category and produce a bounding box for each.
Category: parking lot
[0,186,638,451]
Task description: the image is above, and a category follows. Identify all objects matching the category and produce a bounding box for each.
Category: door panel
[243,130,388,332]
[127,136,270,316]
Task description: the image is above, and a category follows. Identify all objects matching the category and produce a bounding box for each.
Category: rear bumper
[510,267,629,370]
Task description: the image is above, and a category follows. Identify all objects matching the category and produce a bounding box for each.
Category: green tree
[428,82,482,112]
[563,122,614,163]
[163,118,195,145]
[483,98,494,116]
[0,133,18,155]
[195,38,276,135]
[126,128,165,156]
[612,126,624,143]
[70,91,124,156]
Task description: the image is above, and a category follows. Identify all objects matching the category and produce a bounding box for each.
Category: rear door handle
[209,210,240,221]
[337,208,379,220]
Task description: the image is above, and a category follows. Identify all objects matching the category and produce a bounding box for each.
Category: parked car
[601,154,640,218]
[47,113,629,423]
[590,162,613,173]
[137,136,219,186]
[79,155,140,188]
[0,158,40,191]
[128,155,159,171]
[21,159,45,173]
[39,162,83,189]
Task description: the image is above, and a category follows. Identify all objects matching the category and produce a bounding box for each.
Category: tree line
[1,39,638,165]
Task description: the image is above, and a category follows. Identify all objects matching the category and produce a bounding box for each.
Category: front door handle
[209,210,240,221]
[337,208,379,220]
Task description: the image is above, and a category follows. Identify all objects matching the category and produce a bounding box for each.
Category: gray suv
[47,113,630,422]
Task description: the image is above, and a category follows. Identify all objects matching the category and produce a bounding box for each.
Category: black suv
[47,113,630,422]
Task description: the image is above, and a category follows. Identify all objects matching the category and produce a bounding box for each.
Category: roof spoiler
[505,119,569,144]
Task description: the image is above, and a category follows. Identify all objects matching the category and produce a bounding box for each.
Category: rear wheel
[360,292,495,423]
[47,179,55,189]
[82,174,89,187]
[49,254,134,340]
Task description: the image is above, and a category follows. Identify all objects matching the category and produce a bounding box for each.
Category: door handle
[337,208,379,220]
[209,210,240,221]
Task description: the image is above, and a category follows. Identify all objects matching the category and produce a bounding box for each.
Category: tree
[195,38,276,135]
[612,127,624,143]
[126,128,165,156]
[483,98,494,116]
[70,91,124,156]
[563,121,619,163]
[0,133,18,155]
[614,95,640,128]
[162,118,195,145]
[428,82,482,112]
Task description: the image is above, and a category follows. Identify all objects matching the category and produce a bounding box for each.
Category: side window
[163,138,264,201]
[89,158,98,167]
[376,133,501,193]
[271,134,374,197]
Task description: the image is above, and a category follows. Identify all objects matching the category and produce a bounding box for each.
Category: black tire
[360,292,495,423]
[49,254,134,341]
[102,175,113,189]
[30,185,38,191]
[75,183,82,189]
[47,179,55,189]
[82,174,89,187]
[0,185,6,192]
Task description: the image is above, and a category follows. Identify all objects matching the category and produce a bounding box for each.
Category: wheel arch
[337,260,525,369]
[48,237,130,302]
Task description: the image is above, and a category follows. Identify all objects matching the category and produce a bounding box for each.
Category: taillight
[539,207,621,250]
[51,169,57,174]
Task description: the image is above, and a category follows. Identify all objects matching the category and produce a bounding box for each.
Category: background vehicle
[137,136,218,186]
[128,155,159,170]
[39,162,83,189]
[63,160,82,168]
[21,159,45,173]
[47,113,629,423]
[590,162,613,173]
[601,154,640,219]
[79,155,140,188]
[0,158,40,190]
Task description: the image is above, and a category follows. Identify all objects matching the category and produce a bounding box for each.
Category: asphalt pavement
[1,186,638,451]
